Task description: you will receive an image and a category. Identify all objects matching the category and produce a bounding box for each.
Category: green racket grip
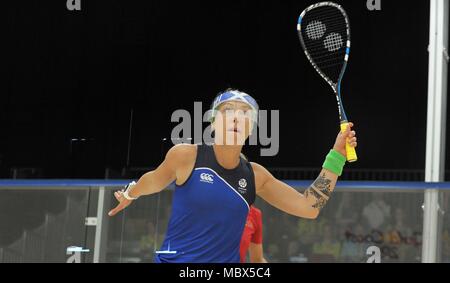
[340,122,358,163]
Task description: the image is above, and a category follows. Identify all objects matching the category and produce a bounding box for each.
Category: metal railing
[8,167,450,182]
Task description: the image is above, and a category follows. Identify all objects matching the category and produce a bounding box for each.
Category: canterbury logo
[200,173,214,184]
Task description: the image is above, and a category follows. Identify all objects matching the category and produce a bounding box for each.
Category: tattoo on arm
[304,173,333,210]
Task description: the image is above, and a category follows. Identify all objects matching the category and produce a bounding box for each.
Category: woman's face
[213,101,253,145]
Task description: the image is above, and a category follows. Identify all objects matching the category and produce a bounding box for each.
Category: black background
[2,0,446,179]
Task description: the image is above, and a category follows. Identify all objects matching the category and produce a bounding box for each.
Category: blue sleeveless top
[154,144,256,263]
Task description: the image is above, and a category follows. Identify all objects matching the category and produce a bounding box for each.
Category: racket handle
[340,122,358,163]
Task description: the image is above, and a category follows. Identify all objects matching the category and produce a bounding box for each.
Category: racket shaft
[340,122,357,162]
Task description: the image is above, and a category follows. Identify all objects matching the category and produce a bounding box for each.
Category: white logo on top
[238,178,248,194]
[200,173,214,184]
[239,179,247,189]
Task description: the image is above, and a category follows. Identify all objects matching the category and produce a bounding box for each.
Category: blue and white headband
[209,90,259,123]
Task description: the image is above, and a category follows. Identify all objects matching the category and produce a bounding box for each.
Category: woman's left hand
[333,122,357,157]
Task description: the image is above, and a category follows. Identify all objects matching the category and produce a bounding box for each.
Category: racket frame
[297,1,351,124]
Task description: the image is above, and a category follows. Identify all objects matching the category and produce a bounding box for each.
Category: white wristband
[123,181,138,201]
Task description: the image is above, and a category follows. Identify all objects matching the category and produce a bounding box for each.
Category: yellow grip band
[340,122,358,163]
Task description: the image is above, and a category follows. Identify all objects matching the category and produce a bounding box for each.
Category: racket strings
[304,14,346,26]
[302,40,347,54]
[304,7,345,23]
[303,22,347,35]
[305,50,345,62]
[310,54,344,65]
[306,16,346,25]
[305,20,326,40]
[301,29,347,50]
[323,33,344,51]
[302,21,347,44]
[299,6,348,83]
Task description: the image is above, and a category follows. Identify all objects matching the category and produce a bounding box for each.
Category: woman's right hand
[107,144,195,217]
[108,190,133,216]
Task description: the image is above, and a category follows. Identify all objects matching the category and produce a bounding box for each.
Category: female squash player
[109,89,357,263]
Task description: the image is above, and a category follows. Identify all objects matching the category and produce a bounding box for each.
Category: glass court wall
[0,180,449,263]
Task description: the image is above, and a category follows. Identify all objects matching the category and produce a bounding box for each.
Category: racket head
[297,2,350,102]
